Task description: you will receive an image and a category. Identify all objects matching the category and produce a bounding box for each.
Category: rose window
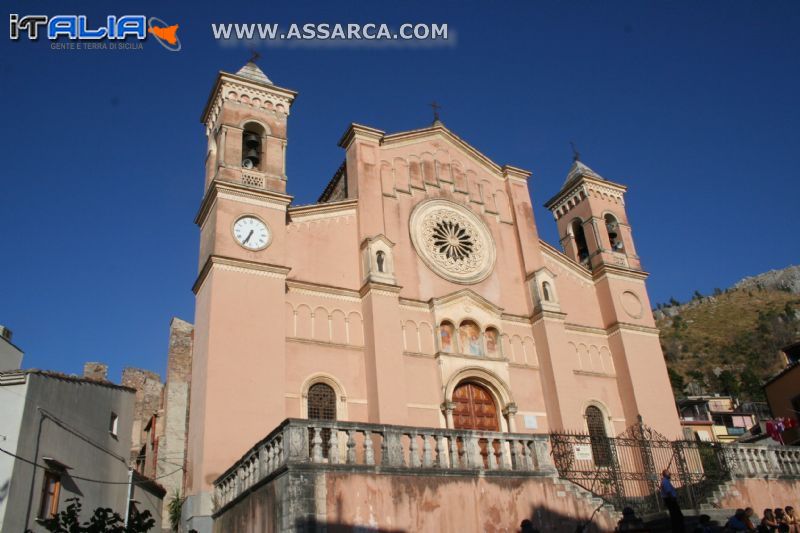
[409,200,496,284]
[432,220,475,261]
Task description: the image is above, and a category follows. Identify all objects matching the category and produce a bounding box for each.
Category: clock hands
[242,230,254,245]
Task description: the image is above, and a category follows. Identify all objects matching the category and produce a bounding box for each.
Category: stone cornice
[201,71,298,127]
[544,174,627,210]
[564,323,608,336]
[530,309,568,324]
[359,281,402,298]
[607,322,660,337]
[195,180,293,227]
[193,256,291,294]
[286,280,361,302]
[429,289,505,315]
[288,199,358,222]
[592,263,650,282]
[502,165,533,182]
[337,123,385,149]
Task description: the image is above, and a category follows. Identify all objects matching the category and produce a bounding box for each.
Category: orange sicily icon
[148,24,179,45]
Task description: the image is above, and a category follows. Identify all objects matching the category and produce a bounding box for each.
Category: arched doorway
[452,381,499,431]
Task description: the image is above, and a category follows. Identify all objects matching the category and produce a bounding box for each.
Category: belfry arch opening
[241,122,265,170]
[570,219,590,265]
[604,214,624,252]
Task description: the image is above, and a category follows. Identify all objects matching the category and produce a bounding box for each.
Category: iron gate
[550,420,733,515]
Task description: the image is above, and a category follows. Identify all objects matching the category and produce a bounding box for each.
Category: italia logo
[9,14,181,51]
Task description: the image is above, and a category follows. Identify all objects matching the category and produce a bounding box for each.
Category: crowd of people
[717,506,800,532]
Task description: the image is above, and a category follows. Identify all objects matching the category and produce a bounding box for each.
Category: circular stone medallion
[409,199,496,284]
[621,291,644,319]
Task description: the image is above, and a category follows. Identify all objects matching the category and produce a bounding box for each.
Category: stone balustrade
[725,443,800,478]
[214,418,555,509]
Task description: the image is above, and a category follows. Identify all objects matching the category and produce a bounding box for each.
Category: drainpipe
[123,467,133,527]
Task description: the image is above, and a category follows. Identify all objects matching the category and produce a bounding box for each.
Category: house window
[109,412,118,437]
[38,471,61,519]
[586,406,612,466]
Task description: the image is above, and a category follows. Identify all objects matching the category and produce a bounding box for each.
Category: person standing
[660,470,685,533]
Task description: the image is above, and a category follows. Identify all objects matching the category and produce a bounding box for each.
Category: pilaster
[359,281,407,424]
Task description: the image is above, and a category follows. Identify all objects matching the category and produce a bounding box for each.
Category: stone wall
[158,317,194,531]
[213,467,617,533]
[122,367,164,477]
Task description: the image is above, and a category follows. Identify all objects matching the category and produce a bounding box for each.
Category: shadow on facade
[294,518,405,532]
[292,505,612,533]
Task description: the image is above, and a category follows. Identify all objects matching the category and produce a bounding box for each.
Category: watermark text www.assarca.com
[212,23,448,42]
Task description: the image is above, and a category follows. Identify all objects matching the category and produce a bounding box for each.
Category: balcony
[213,418,555,512]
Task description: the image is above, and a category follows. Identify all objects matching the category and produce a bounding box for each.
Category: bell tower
[201,60,297,194]
[544,158,641,271]
[184,62,296,533]
[544,158,681,438]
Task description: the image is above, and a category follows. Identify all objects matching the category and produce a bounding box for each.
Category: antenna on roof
[570,141,581,162]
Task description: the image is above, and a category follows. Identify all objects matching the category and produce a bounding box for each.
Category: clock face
[233,216,270,250]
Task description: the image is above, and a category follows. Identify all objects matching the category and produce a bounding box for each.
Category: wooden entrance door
[453,382,499,431]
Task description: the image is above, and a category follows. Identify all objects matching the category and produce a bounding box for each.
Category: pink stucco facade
[184,62,682,519]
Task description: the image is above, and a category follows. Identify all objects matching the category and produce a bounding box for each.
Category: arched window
[459,320,484,356]
[586,405,611,466]
[308,382,337,458]
[439,321,455,353]
[485,327,500,358]
[542,281,552,302]
[376,250,386,273]
[241,122,265,170]
[570,219,590,265]
[604,214,624,252]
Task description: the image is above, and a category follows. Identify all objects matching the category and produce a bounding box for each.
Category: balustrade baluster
[275,436,283,465]
[450,436,460,468]
[510,439,520,470]
[410,433,421,468]
[499,438,509,470]
[436,434,448,468]
[488,438,498,470]
[364,430,375,465]
[346,429,357,464]
[465,434,481,469]
[381,431,390,466]
[423,433,433,467]
[312,426,323,463]
[521,440,533,470]
[329,427,339,464]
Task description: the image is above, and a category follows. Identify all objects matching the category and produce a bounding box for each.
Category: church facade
[183,61,681,529]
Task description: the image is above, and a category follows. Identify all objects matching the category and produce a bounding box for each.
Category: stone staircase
[550,475,742,531]
[550,477,620,522]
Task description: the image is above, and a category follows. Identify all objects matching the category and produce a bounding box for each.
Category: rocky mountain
[654,265,800,401]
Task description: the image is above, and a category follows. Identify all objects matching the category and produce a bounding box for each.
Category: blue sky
[1,0,798,380]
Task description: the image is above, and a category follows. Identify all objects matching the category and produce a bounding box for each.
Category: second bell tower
[201,60,297,193]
